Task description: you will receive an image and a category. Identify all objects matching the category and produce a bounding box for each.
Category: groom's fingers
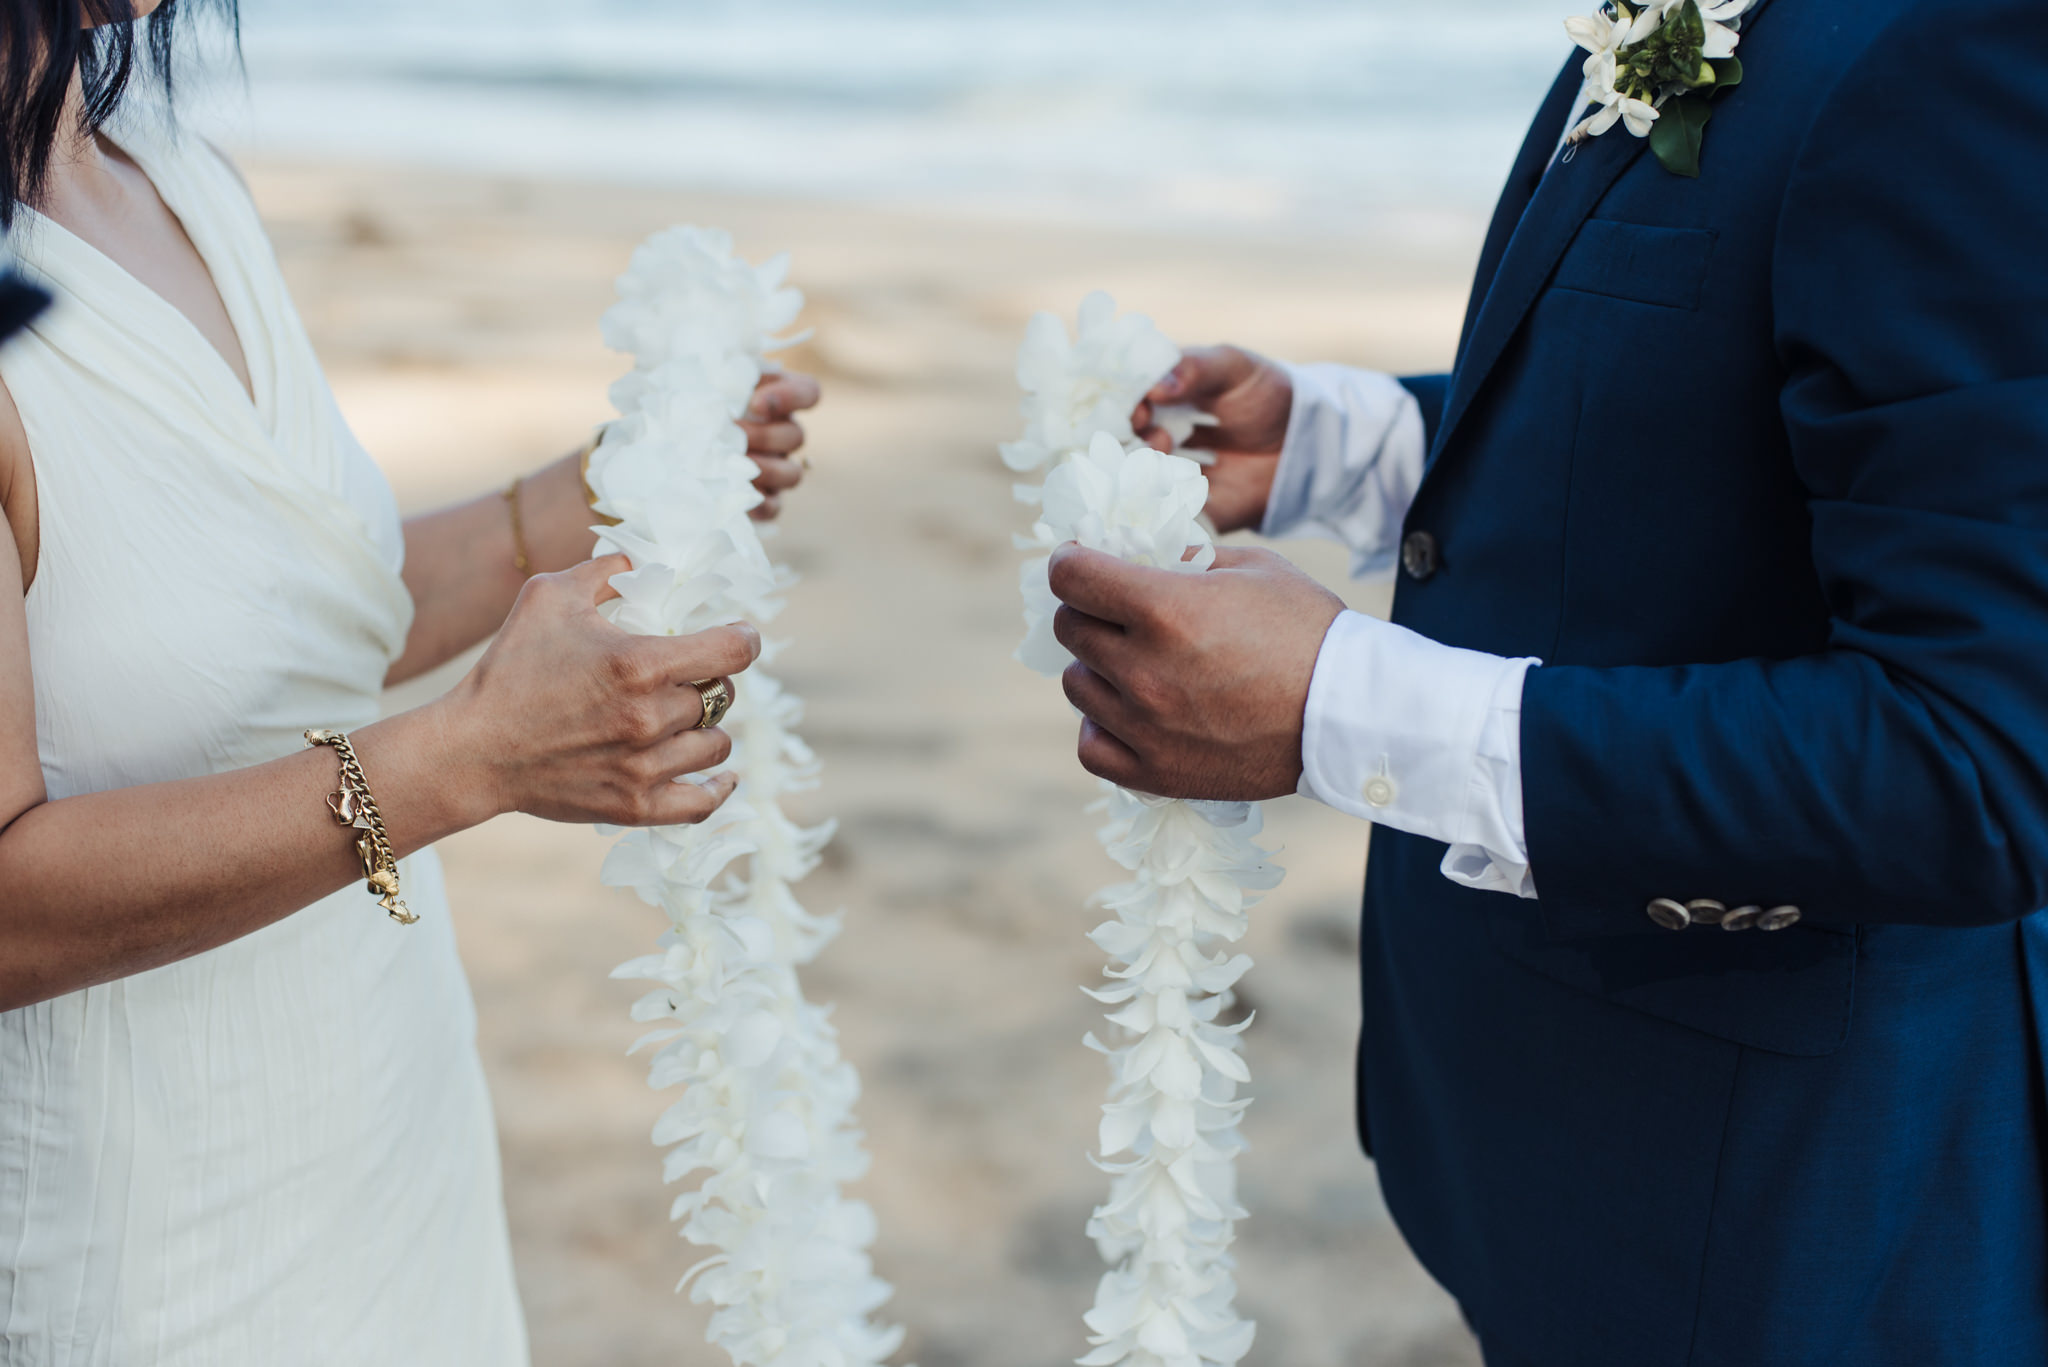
[1077,717,1145,789]
[1135,423,1177,454]
[1179,425,1236,452]
[1052,604,1126,680]
[1048,543,1182,629]
[1061,660,1136,735]
[1147,347,1241,410]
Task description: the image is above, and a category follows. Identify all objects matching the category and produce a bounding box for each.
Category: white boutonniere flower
[1565,0,1753,177]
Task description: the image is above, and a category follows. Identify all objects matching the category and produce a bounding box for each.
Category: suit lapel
[1431,117,1651,466]
[1454,57,1587,369]
[1428,0,1782,470]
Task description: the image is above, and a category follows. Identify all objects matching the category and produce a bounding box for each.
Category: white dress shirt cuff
[1299,610,1540,899]
[1263,363,1427,579]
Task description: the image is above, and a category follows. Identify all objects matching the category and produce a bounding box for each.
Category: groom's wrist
[1298,610,1531,843]
[1261,361,1329,539]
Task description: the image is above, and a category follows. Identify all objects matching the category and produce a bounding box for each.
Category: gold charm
[355,832,381,880]
[310,727,421,929]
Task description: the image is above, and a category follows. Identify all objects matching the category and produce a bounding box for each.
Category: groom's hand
[741,371,821,520]
[1132,346,1294,535]
[1050,543,1344,801]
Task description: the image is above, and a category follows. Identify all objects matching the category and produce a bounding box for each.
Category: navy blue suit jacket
[1366,1,2048,1362]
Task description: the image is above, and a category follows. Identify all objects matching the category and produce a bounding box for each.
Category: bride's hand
[740,371,821,520]
[439,554,761,827]
[1130,346,1295,536]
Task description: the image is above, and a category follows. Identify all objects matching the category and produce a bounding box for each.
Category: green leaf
[1710,55,1744,93]
[1673,0,1706,45]
[1650,95,1714,178]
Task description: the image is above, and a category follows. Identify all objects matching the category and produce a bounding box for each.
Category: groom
[1049,1,2048,1363]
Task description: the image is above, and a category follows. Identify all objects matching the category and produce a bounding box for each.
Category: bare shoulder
[0,374,35,592]
[0,385,41,826]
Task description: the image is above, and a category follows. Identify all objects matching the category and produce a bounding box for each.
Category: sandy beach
[254,159,1489,1367]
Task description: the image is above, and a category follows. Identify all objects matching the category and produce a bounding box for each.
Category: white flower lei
[1007,296,1283,1367]
[586,226,903,1367]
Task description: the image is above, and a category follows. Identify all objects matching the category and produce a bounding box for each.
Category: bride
[0,3,819,1361]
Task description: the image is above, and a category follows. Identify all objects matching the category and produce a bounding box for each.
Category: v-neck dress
[0,123,528,1365]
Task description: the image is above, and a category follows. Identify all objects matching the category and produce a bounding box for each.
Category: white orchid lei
[586,226,903,1367]
[1565,0,1753,177]
[1007,295,1284,1367]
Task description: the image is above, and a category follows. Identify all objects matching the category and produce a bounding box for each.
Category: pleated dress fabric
[0,123,528,1365]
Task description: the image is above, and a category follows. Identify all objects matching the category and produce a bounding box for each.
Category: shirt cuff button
[1363,776,1399,809]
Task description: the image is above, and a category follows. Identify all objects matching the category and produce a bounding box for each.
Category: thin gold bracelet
[305,728,418,925]
[579,427,623,527]
[501,476,534,577]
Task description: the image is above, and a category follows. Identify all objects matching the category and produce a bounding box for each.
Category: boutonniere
[1565,0,1751,178]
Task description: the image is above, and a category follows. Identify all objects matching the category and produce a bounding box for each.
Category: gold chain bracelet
[304,728,418,925]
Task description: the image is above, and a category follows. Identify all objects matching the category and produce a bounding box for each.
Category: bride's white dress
[0,123,528,1365]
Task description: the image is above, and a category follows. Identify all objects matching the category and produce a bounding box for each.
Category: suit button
[1686,899,1728,927]
[1720,905,1762,932]
[1646,898,1692,931]
[1401,530,1440,581]
[1757,905,1803,932]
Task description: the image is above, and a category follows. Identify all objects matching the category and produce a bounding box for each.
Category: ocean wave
[202,0,1571,235]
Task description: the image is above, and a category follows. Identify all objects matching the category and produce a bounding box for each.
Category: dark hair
[1,1,240,229]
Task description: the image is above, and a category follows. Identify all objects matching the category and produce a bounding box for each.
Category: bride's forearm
[0,698,497,1012]
[388,451,595,685]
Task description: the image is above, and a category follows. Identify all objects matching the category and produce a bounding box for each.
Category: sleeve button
[1720,905,1762,932]
[1401,530,1441,582]
[1646,898,1692,931]
[1757,905,1803,932]
[1685,899,1728,927]
[1363,776,1399,809]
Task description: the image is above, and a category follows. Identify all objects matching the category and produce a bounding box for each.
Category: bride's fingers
[639,768,740,827]
[750,455,804,493]
[741,420,806,457]
[642,723,735,785]
[552,552,632,608]
[747,372,821,422]
[749,494,784,522]
[620,624,760,697]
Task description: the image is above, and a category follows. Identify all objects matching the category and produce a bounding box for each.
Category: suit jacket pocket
[1486,899,1858,1057]
[1552,218,1718,311]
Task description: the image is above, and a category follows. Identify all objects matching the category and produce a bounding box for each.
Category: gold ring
[692,678,733,730]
